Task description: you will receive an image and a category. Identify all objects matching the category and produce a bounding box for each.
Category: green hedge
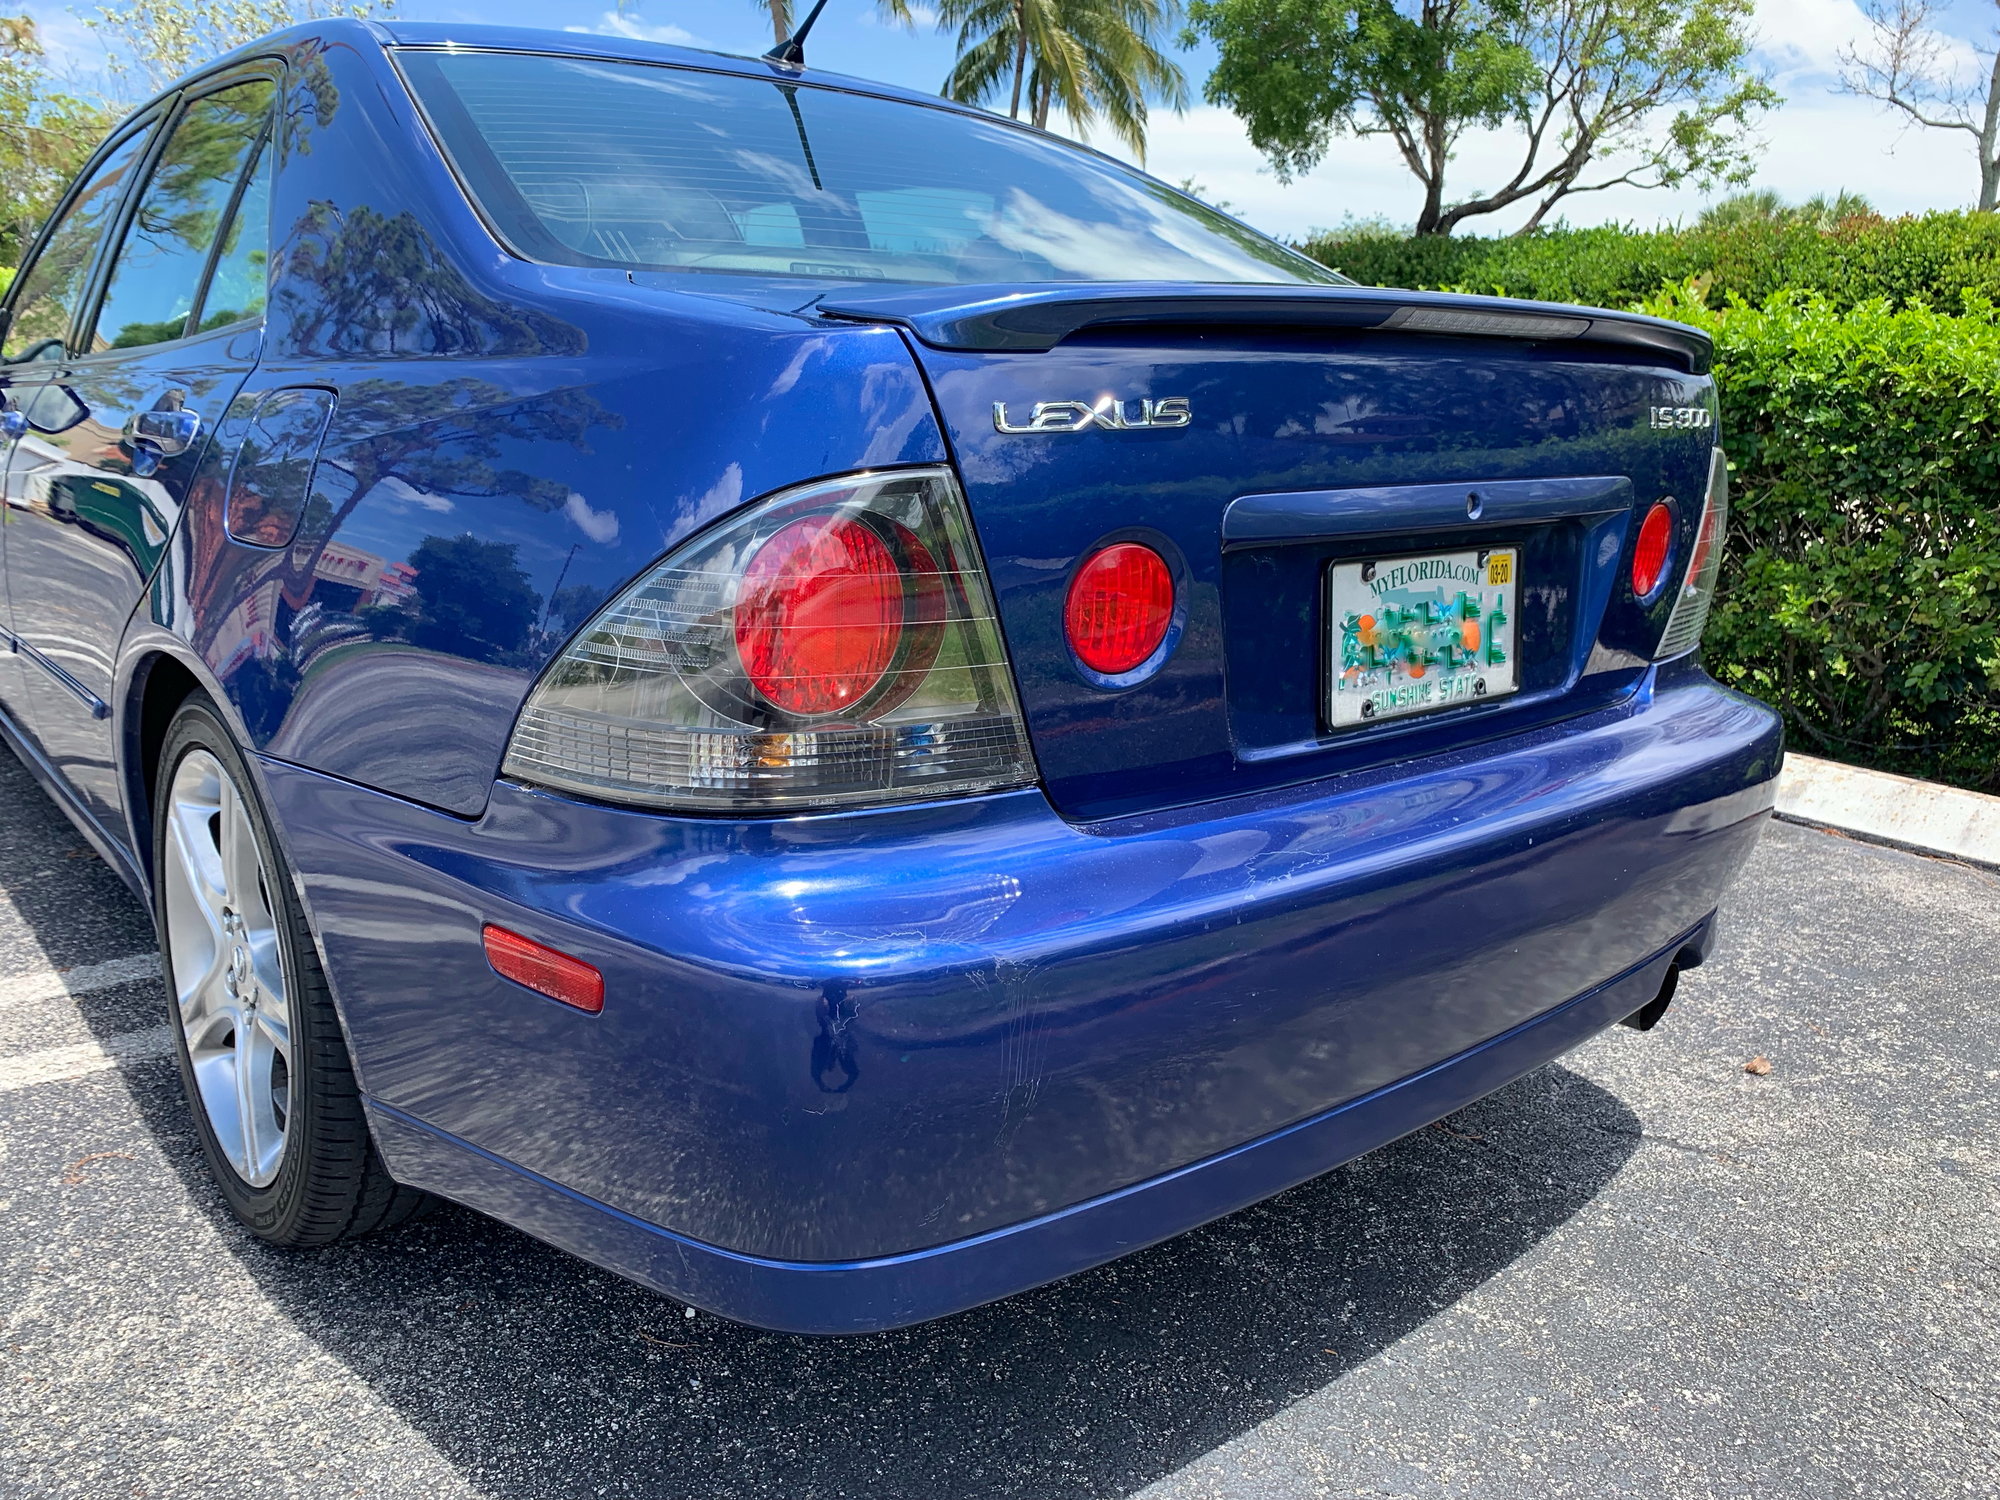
[1644,290,2000,790]
[1302,213,2000,314]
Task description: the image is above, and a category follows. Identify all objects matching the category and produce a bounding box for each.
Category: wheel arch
[120,647,214,878]
[120,636,376,1088]
[116,638,281,900]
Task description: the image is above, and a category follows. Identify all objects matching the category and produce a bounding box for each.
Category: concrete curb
[1776,752,2000,870]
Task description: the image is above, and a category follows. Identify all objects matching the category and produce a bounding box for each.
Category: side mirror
[17,380,89,435]
[6,337,67,367]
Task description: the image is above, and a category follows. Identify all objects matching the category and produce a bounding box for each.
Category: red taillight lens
[1631,501,1674,598]
[1681,497,1718,585]
[736,514,903,715]
[1065,543,1174,675]
[502,468,1036,812]
[482,924,604,1013]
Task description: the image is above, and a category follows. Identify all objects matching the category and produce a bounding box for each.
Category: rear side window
[396,49,1343,288]
[196,133,272,332]
[3,126,153,359]
[90,77,275,352]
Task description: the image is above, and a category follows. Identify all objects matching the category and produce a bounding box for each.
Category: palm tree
[940,0,1188,159]
[753,0,916,47]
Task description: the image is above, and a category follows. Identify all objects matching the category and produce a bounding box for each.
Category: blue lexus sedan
[0,20,1780,1332]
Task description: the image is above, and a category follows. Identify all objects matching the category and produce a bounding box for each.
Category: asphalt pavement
[0,743,1994,1499]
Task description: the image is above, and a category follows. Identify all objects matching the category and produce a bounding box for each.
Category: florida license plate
[1326,547,1519,727]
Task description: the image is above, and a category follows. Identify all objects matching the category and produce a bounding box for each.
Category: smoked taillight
[501,468,1034,811]
[1655,449,1730,659]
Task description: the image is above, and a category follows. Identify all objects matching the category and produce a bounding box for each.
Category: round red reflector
[736,514,902,715]
[1065,543,1175,676]
[1632,502,1674,598]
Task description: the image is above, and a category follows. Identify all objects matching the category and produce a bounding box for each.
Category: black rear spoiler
[817,282,1711,374]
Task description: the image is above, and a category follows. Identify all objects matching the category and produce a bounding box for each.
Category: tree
[403,534,541,663]
[747,0,917,49]
[83,0,396,95]
[757,0,793,46]
[1187,0,1778,235]
[1697,188,1875,229]
[941,0,1188,158]
[0,17,117,265]
[1841,0,2000,212]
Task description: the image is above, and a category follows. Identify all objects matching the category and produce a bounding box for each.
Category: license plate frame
[1325,546,1520,729]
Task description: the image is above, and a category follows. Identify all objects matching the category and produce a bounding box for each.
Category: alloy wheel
[160,748,292,1187]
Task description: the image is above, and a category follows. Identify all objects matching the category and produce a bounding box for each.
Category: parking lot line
[0,1023,174,1092]
[0,953,160,1010]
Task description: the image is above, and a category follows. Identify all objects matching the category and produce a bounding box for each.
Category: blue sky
[27,0,2000,239]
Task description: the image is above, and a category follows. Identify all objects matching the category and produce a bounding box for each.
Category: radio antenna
[764,0,833,67]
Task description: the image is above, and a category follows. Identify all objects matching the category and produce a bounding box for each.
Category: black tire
[153,691,431,1244]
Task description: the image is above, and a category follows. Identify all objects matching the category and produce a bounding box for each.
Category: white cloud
[562,490,621,544]
[1753,0,1874,80]
[374,475,454,514]
[565,11,705,46]
[693,463,743,517]
[1756,0,1989,89]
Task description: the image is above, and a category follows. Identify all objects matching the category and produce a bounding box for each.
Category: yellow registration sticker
[1486,554,1512,586]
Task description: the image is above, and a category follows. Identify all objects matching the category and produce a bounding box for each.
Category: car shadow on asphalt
[3,753,1644,1500]
[145,1057,1643,1497]
[200,1069,1641,1499]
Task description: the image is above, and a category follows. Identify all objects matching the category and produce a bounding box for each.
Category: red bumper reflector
[1631,501,1674,598]
[1065,542,1174,675]
[482,924,604,1013]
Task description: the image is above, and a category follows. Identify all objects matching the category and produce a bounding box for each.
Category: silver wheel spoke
[218,780,264,925]
[190,1039,245,1166]
[235,1009,285,1182]
[179,967,233,1041]
[162,787,228,1009]
[245,927,285,1009]
[250,997,291,1059]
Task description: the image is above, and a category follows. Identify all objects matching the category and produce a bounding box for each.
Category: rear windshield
[394,49,1345,287]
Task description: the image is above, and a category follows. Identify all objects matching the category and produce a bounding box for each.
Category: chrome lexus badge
[993,397,1191,434]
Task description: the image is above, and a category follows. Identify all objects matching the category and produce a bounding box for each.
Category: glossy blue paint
[0,322,258,830]
[1220,474,1633,544]
[907,329,1717,820]
[221,387,336,547]
[819,281,1712,371]
[360,915,1707,1335]
[0,19,1787,1332]
[158,32,947,814]
[257,655,1777,1277]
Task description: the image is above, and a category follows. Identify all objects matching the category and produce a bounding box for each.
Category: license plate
[1327,547,1519,727]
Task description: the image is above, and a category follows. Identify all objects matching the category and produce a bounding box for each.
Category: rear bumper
[261,658,1780,1331]
[366,917,1708,1334]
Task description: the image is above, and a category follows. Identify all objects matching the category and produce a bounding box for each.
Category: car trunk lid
[819,283,1718,821]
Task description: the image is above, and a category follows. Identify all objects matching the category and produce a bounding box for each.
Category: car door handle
[123,405,202,477]
[125,407,202,457]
